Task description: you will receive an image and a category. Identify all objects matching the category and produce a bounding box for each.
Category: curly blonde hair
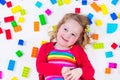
[48,13,90,48]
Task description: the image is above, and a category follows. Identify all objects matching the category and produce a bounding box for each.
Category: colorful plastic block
[109,62,117,68]
[111,42,118,49]
[34,21,39,32]
[107,23,118,34]
[22,66,30,78]
[88,13,94,19]
[39,14,46,25]
[0,0,6,5]
[95,19,102,26]
[75,8,80,14]
[4,16,14,23]
[100,4,109,15]
[11,5,22,14]
[105,68,111,74]
[31,47,39,58]
[35,1,42,8]
[90,2,101,12]
[18,17,25,23]
[105,51,113,58]
[111,0,119,5]
[41,40,48,45]
[11,20,17,27]
[82,0,87,5]
[8,60,16,71]
[50,0,57,5]
[16,50,23,57]
[0,27,3,34]
[6,1,12,8]
[0,71,2,79]
[118,13,120,19]
[11,76,18,80]
[92,34,99,40]
[13,25,22,32]
[18,39,24,46]
[5,29,12,40]
[64,0,71,4]
[45,9,52,16]
[20,9,26,16]
[92,42,104,49]
[58,0,64,6]
[110,12,118,20]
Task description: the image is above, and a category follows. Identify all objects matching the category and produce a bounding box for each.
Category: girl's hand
[61,67,74,80]
[63,68,82,80]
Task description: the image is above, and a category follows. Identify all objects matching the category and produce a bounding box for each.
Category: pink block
[0,71,2,79]
[0,27,3,34]
[109,62,117,68]
[45,9,52,16]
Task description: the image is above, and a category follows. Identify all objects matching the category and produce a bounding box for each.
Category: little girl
[36,13,95,80]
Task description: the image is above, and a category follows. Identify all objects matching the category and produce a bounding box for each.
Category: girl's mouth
[61,36,68,42]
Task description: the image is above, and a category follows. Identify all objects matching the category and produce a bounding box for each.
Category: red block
[6,1,12,8]
[0,27,3,34]
[75,8,81,14]
[111,43,118,49]
[5,29,12,40]
[4,16,14,23]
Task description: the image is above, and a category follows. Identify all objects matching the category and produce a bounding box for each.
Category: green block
[11,21,17,27]
[20,9,26,16]
[16,50,23,57]
[58,0,64,6]
[22,67,30,78]
[39,14,46,25]
[92,42,104,49]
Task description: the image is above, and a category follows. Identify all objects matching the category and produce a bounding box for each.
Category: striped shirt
[45,49,77,80]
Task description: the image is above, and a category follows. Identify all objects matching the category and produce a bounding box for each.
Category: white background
[0,0,120,80]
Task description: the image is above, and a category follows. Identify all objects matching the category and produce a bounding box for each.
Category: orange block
[34,21,39,32]
[92,34,99,40]
[31,47,39,58]
[105,68,111,74]
[91,2,101,12]
[13,25,22,32]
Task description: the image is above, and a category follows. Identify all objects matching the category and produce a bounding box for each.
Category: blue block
[105,51,113,58]
[0,0,6,5]
[88,13,94,19]
[35,1,42,8]
[8,60,15,71]
[111,0,119,5]
[107,23,118,34]
[110,12,118,20]
[18,39,24,46]
[88,19,92,25]
[82,0,87,5]
[50,0,57,5]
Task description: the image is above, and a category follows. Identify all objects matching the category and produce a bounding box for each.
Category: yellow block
[11,76,18,80]
[11,5,22,14]
[64,0,71,4]
[118,13,120,19]
[18,17,25,23]
[100,4,109,15]
[95,19,102,26]
[58,0,64,6]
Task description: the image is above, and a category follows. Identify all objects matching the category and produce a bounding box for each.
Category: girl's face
[56,19,83,49]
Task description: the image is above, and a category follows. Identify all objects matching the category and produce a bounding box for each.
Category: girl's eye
[71,33,76,37]
[64,28,67,31]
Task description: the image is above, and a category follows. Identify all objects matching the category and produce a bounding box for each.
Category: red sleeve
[80,49,95,80]
[36,43,63,76]
[73,46,95,80]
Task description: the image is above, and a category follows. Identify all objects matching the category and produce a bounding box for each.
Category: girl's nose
[64,33,71,39]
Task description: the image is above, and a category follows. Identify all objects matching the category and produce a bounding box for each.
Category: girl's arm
[36,43,63,76]
[79,48,95,80]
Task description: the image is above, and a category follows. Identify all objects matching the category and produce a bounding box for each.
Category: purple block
[45,9,52,16]
[109,62,117,68]
[0,71,2,79]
